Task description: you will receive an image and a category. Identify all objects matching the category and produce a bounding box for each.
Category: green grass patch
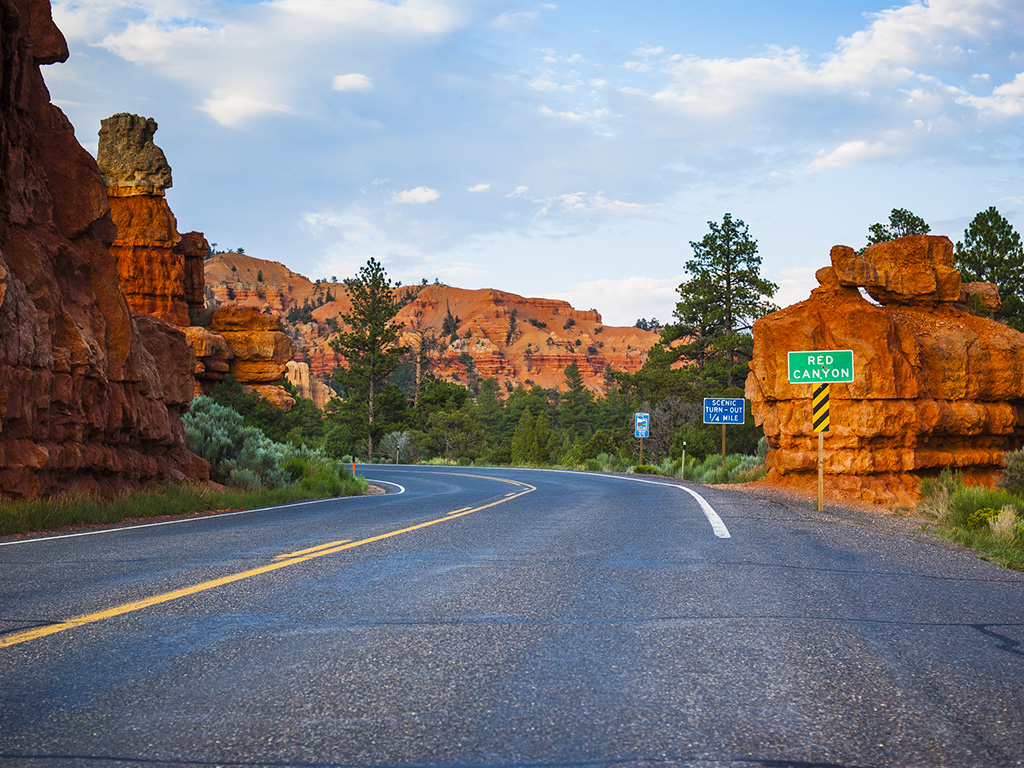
[0,477,368,537]
[917,467,1024,571]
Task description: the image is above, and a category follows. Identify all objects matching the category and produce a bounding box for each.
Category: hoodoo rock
[0,1,208,497]
[98,114,295,407]
[746,235,1024,504]
[98,113,207,326]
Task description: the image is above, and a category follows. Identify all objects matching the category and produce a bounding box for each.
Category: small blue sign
[703,397,745,425]
[635,412,649,438]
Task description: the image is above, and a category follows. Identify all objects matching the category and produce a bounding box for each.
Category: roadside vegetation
[0,397,367,537]
[0,481,366,537]
[917,451,1024,571]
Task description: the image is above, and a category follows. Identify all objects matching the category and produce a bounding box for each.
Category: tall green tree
[668,213,777,388]
[955,206,1024,330]
[866,207,931,246]
[330,258,409,460]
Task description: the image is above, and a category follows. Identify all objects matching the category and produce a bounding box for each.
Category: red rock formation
[97,113,211,327]
[0,1,207,497]
[746,235,1024,504]
[98,115,296,408]
[205,253,659,399]
[285,361,334,409]
[204,307,294,409]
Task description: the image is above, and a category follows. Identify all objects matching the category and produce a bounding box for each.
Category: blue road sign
[703,397,745,425]
[635,412,649,438]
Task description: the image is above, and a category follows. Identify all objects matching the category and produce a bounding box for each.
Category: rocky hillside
[205,253,660,403]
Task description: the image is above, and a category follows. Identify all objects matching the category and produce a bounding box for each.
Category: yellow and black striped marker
[812,384,830,432]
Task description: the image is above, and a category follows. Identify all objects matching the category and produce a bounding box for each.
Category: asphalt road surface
[1,466,1022,768]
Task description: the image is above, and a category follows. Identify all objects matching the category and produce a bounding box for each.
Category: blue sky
[46,0,1024,326]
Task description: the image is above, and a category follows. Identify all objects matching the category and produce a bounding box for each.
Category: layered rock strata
[746,235,1024,504]
[205,252,659,397]
[0,0,208,497]
[98,113,206,326]
[98,113,294,407]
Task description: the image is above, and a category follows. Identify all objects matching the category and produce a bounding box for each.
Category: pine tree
[330,258,409,460]
[866,208,930,246]
[668,213,777,388]
[956,206,1024,330]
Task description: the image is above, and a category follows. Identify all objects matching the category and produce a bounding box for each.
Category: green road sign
[788,350,854,384]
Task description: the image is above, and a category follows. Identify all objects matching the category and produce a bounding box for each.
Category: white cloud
[202,91,298,127]
[506,186,530,198]
[271,0,467,37]
[467,183,491,193]
[392,186,441,204]
[332,73,373,92]
[556,276,680,327]
[538,191,653,219]
[807,139,896,172]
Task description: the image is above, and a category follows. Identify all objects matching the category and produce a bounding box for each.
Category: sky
[44,0,1024,327]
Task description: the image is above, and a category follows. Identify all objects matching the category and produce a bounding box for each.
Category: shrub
[988,506,1019,540]
[946,486,1021,529]
[583,458,601,472]
[999,448,1024,496]
[632,464,657,475]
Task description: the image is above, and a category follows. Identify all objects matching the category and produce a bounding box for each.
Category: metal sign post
[788,351,851,512]
[703,398,745,473]
[634,413,649,465]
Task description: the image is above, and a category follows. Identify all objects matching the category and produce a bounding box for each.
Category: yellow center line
[274,540,352,560]
[0,477,536,649]
[447,507,473,516]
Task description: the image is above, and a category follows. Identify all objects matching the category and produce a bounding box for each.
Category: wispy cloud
[333,73,373,92]
[392,186,441,204]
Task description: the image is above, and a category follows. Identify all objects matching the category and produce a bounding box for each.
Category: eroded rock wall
[746,235,1024,504]
[98,113,294,407]
[0,0,208,497]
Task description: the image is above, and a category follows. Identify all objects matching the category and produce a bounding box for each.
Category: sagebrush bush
[184,396,360,497]
[999,448,1024,496]
[947,486,1021,529]
[632,464,657,475]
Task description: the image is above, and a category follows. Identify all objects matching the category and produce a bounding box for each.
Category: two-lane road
[1,466,1022,767]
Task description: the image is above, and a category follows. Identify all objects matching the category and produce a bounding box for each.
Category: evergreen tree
[955,206,1024,330]
[558,363,595,441]
[866,207,930,246]
[667,213,777,388]
[330,258,409,460]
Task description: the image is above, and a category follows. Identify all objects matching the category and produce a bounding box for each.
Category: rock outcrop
[746,235,1024,504]
[0,1,208,497]
[98,114,294,407]
[98,113,206,326]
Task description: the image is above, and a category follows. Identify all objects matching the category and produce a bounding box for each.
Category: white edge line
[0,488,395,548]
[396,466,730,540]
[502,467,730,540]
[365,480,406,495]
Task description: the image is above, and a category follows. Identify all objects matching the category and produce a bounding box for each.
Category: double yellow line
[0,475,534,649]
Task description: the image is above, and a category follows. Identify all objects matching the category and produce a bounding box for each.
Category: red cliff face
[204,253,660,399]
[0,1,207,497]
[746,235,1024,505]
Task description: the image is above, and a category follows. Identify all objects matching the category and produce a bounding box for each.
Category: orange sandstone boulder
[746,235,1024,505]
